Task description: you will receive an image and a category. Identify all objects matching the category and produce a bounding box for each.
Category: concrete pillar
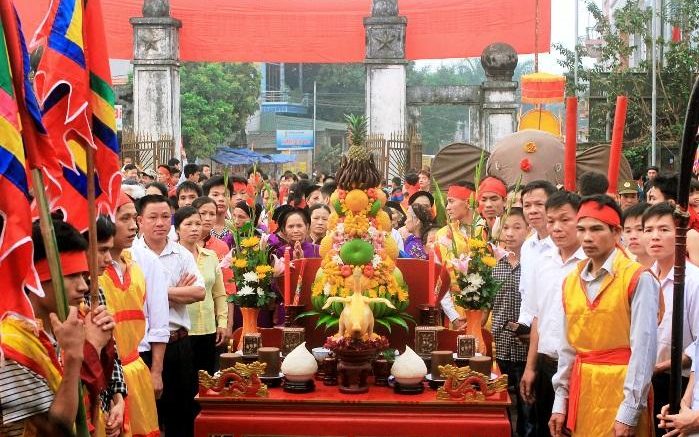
[479,43,519,151]
[364,0,407,137]
[130,0,181,164]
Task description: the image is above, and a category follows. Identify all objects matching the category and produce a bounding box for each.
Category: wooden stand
[196,376,511,437]
[283,378,315,394]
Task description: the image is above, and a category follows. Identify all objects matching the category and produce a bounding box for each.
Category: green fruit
[333,199,343,215]
[339,239,374,266]
[369,200,381,216]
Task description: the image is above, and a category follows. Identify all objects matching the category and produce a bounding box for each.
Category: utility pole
[312,80,317,172]
[651,0,658,166]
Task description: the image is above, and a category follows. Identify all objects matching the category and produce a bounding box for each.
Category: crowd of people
[5,154,699,437]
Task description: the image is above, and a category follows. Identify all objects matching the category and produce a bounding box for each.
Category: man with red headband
[478,176,507,230]
[549,195,658,437]
[0,219,116,436]
[435,182,476,328]
[229,175,250,207]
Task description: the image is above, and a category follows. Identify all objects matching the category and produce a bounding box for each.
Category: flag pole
[671,75,699,414]
[30,169,91,437]
[85,143,100,307]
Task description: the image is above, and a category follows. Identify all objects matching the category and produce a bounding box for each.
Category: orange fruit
[345,189,369,213]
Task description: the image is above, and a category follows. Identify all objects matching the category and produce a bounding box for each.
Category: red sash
[566,347,631,431]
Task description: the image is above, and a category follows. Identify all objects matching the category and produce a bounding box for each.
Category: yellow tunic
[99,251,160,437]
[187,247,227,336]
[562,251,652,437]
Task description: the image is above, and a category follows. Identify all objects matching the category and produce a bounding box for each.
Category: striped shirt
[0,360,54,437]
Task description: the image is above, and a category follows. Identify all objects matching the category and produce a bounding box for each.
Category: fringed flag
[31,0,120,231]
[0,1,43,318]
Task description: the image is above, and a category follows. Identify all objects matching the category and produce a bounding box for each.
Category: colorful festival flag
[0,1,42,318]
[31,0,121,231]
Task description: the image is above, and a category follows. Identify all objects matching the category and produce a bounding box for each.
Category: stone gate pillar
[479,43,519,151]
[130,0,182,164]
[364,0,407,139]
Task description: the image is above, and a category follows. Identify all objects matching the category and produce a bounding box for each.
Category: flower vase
[465,309,487,356]
[238,307,260,352]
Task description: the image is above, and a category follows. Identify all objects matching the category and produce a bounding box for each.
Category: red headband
[577,202,621,228]
[35,251,89,282]
[447,185,473,201]
[232,182,247,193]
[117,191,133,209]
[478,177,507,198]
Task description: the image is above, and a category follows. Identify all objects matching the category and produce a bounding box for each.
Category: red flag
[31,0,121,230]
[0,0,49,318]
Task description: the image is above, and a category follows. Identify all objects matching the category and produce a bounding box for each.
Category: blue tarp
[211,147,295,166]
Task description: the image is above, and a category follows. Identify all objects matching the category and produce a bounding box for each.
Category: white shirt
[391,228,405,252]
[552,249,659,427]
[518,231,555,325]
[518,245,587,358]
[132,236,205,332]
[691,340,699,409]
[651,261,699,376]
[114,249,170,352]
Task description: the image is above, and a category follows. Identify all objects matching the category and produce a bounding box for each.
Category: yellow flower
[468,238,486,250]
[482,256,497,268]
[241,236,261,248]
[234,258,248,268]
[256,265,273,275]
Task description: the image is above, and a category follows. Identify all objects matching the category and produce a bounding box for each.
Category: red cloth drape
[16,0,551,62]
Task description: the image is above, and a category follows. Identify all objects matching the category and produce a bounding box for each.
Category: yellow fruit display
[328,212,339,229]
[375,189,387,207]
[345,189,369,213]
[375,210,392,232]
[319,233,334,258]
[384,235,399,259]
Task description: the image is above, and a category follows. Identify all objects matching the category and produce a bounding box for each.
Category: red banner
[16,0,550,62]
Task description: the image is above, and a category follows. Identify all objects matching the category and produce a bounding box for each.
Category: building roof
[257,113,346,133]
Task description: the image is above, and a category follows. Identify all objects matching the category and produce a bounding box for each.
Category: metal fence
[120,131,175,170]
[366,128,422,180]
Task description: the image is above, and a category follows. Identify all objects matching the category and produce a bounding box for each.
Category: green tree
[314,142,343,174]
[180,63,261,158]
[554,0,699,172]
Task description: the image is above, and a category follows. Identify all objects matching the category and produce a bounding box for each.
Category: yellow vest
[99,251,159,437]
[562,250,652,437]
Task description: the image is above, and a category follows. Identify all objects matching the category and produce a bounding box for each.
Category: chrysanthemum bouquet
[449,231,501,310]
[227,235,277,308]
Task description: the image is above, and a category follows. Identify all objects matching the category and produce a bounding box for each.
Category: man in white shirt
[518,180,557,326]
[550,195,657,437]
[133,194,205,437]
[642,201,699,435]
[519,190,586,436]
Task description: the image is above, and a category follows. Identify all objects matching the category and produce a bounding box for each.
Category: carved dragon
[436,365,508,401]
[322,267,395,340]
[198,362,268,398]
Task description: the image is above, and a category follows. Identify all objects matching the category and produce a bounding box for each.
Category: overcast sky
[417,0,598,73]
